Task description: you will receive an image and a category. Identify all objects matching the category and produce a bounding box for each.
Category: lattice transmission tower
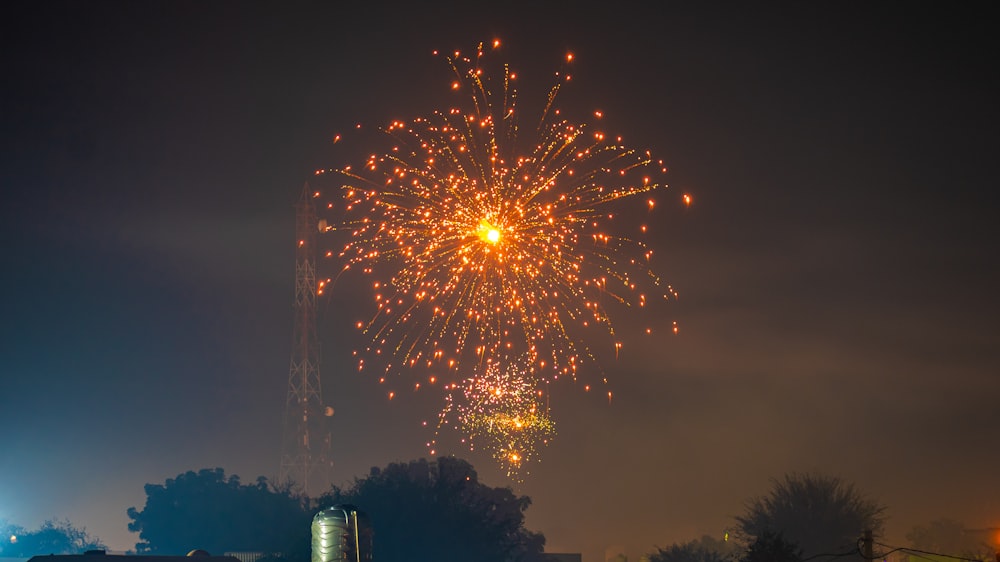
[280,183,333,494]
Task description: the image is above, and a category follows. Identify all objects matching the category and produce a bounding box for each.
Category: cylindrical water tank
[311,504,373,562]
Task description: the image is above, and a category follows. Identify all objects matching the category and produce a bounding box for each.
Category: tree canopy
[734,473,885,560]
[0,518,105,556]
[125,459,543,562]
[740,531,802,562]
[317,457,545,562]
[127,468,312,556]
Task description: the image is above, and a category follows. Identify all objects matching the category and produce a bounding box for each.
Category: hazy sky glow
[2,4,997,562]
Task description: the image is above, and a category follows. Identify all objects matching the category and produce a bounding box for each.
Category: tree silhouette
[0,518,105,556]
[127,468,311,556]
[317,457,545,562]
[734,473,884,560]
[648,534,740,562]
[741,531,801,562]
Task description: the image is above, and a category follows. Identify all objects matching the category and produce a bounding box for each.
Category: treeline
[3,458,541,562]
[2,462,996,562]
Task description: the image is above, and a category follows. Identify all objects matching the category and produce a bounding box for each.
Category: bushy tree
[127,468,312,557]
[0,518,105,556]
[649,534,740,562]
[317,457,545,562]
[741,531,801,562]
[734,473,885,560]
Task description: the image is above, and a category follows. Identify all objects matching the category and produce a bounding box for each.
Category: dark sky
[2,3,998,562]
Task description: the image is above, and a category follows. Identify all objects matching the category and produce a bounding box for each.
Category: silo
[311,504,373,562]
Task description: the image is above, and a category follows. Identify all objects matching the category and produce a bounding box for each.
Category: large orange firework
[316,41,677,471]
[321,40,673,378]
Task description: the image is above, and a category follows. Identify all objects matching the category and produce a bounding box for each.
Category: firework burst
[315,40,678,473]
[430,355,555,480]
[320,41,673,376]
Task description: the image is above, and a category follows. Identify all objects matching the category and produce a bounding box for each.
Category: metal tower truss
[280,183,332,494]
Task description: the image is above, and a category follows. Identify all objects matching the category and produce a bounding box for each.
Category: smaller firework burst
[431,355,555,479]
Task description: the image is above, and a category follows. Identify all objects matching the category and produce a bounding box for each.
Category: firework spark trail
[316,40,679,474]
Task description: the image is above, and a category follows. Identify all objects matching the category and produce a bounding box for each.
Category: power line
[867,540,992,562]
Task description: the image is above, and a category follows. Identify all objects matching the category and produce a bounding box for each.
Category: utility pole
[862,529,873,562]
[279,183,333,494]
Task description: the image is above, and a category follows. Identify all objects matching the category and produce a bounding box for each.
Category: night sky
[2,3,997,562]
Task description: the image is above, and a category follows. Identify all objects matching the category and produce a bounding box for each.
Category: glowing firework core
[477,219,502,245]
